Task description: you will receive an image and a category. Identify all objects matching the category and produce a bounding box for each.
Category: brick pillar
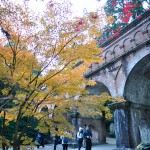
[110,102,130,148]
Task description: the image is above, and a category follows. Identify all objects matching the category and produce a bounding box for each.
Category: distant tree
[97,0,150,46]
[104,0,148,22]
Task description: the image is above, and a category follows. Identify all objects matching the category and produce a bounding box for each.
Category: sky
[69,0,107,16]
[0,0,107,39]
[27,0,107,17]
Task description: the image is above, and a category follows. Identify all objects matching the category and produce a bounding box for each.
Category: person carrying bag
[77,127,84,150]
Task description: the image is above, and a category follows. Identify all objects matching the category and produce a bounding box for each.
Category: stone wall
[129,103,150,147]
[84,12,150,149]
[70,113,106,144]
[78,117,106,144]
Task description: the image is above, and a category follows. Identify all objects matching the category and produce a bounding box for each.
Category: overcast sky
[27,0,107,17]
[70,0,107,16]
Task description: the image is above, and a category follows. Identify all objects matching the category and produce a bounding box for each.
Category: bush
[136,143,150,150]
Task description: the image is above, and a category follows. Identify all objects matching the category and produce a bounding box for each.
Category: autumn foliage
[97,0,149,46]
[0,0,121,149]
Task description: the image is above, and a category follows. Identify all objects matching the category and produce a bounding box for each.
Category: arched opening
[88,124,100,144]
[124,54,150,105]
[123,54,150,147]
[86,82,115,144]
[86,82,110,95]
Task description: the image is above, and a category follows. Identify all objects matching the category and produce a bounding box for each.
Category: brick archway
[123,54,150,147]
[86,82,110,95]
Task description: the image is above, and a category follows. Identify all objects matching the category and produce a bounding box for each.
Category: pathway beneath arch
[3,137,116,150]
[44,137,116,150]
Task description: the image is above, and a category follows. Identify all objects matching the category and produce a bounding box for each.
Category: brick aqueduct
[70,12,150,149]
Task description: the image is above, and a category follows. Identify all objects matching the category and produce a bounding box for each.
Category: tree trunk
[2,111,7,150]
[13,140,20,150]
[2,143,6,150]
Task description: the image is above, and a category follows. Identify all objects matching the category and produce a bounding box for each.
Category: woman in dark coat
[39,134,45,148]
[36,133,45,148]
[54,127,61,150]
[54,134,59,150]
[84,126,92,150]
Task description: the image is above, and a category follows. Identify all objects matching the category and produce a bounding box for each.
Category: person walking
[39,133,45,148]
[61,131,70,150]
[35,132,45,148]
[84,126,92,150]
[82,124,87,148]
[54,128,59,150]
[77,127,84,150]
[35,133,41,148]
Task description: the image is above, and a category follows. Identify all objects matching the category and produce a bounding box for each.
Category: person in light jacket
[77,127,84,150]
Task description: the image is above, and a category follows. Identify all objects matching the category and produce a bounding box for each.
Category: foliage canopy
[0,0,122,149]
[97,0,150,46]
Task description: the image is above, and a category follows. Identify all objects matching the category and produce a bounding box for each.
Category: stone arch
[146,23,150,38]
[89,124,99,143]
[113,45,121,57]
[123,54,150,147]
[124,54,150,105]
[86,81,110,95]
[134,30,145,45]
[105,50,115,63]
[85,82,111,144]
[41,106,48,112]
[123,38,134,52]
